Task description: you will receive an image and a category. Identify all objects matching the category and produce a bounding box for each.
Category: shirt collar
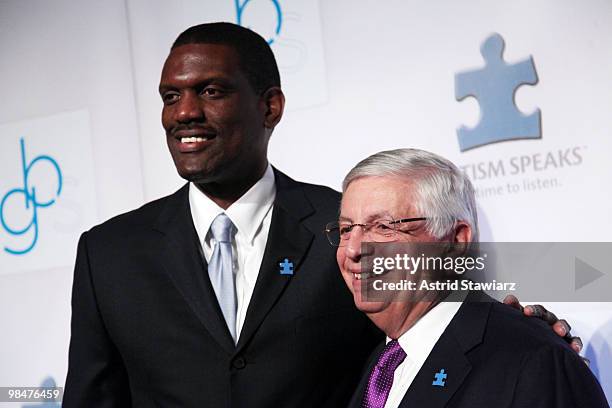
[389,291,466,359]
[189,164,276,245]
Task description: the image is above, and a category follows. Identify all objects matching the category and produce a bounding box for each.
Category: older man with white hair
[327,148,608,408]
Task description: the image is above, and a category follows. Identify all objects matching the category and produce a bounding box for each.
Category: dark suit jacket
[349,292,609,408]
[64,169,381,408]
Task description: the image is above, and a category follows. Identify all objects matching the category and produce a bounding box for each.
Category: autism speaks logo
[455,33,541,151]
[1,138,62,255]
[234,0,283,44]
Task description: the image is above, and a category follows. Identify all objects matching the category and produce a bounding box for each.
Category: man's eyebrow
[158,84,174,94]
[338,212,392,223]
[364,212,395,222]
[162,75,234,86]
[158,77,239,96]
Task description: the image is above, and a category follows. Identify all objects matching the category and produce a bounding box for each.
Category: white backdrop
[1,0,610,405]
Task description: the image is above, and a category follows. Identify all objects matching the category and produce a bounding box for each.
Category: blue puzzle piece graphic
[21,376,61,408]
[279,258,294,275]
[455,33,541,151]
[432,368,447,387]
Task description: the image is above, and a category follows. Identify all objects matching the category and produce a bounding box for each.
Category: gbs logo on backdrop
[217,0,327,109]
[0,138,62,255]
[455,33,541,151]
[234,0,282,44]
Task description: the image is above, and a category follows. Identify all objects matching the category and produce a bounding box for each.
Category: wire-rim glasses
[324,217,428,247]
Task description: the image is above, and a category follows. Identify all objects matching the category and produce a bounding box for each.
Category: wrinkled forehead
[340,176,419,222]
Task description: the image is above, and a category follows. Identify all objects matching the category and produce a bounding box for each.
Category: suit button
[232,357,246,369]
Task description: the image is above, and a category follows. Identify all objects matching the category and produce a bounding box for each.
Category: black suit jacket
[64,169,381,407]
[349,292,608,408]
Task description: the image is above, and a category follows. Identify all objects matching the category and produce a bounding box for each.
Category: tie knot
[377,339,406,372]
[210,213,234,243]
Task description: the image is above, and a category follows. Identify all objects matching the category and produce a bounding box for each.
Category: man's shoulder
[275,169,340,198]
[294,179,341,207]
[476,298,577,358]
[442,296,603,402]
[86,186,185,239]
[478,301,608,406]
[274,169,341,215]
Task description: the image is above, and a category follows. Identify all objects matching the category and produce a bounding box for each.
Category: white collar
[390,292,466,359]
[189,164,276,245]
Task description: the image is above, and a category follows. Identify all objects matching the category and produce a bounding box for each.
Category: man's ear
[261,87,285,129]
[443,221,473,257]
[453,221,472,244]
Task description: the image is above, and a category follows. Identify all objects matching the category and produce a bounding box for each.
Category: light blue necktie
[208,213,237,343]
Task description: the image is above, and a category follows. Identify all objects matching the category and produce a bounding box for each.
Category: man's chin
[179,171,208,183]
[170,152,219,182]
[175,166,218,184]
[352,292,387,314]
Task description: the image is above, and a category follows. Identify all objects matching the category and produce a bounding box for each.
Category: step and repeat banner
[1,0,611,405]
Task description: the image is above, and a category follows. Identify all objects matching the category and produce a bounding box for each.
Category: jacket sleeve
[63,232,131,407]
[511,342,609,408]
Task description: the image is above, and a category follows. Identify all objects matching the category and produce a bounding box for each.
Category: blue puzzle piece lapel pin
[432,369,447,387]
[279,258,294,275]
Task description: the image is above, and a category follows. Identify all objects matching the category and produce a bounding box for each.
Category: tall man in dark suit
[64,22,582,407]
[63,22,380,407]
[331,148,608,408]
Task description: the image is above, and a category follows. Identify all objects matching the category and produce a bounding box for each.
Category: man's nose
[176,92,205,123]
[344,227,365,261]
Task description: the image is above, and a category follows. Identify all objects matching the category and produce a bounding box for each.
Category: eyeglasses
[324,217,428,247]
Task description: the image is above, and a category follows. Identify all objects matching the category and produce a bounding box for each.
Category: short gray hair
[342,148,479,242]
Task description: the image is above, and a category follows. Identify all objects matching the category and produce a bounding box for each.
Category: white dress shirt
[384,294,465,408]
[189,164,276,341]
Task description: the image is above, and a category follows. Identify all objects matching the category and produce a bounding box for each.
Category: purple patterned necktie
[361,339,407,408]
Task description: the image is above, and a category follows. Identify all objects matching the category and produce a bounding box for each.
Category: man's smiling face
[159,43,269,185]
[337,176,438,314]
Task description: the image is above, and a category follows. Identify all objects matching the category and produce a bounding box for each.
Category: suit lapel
[397,333,472,407]
[398,293,493,408]
[236,169,315,351]
[153,185,236,354]
[352,337,473,408]
[348,341,386,408]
